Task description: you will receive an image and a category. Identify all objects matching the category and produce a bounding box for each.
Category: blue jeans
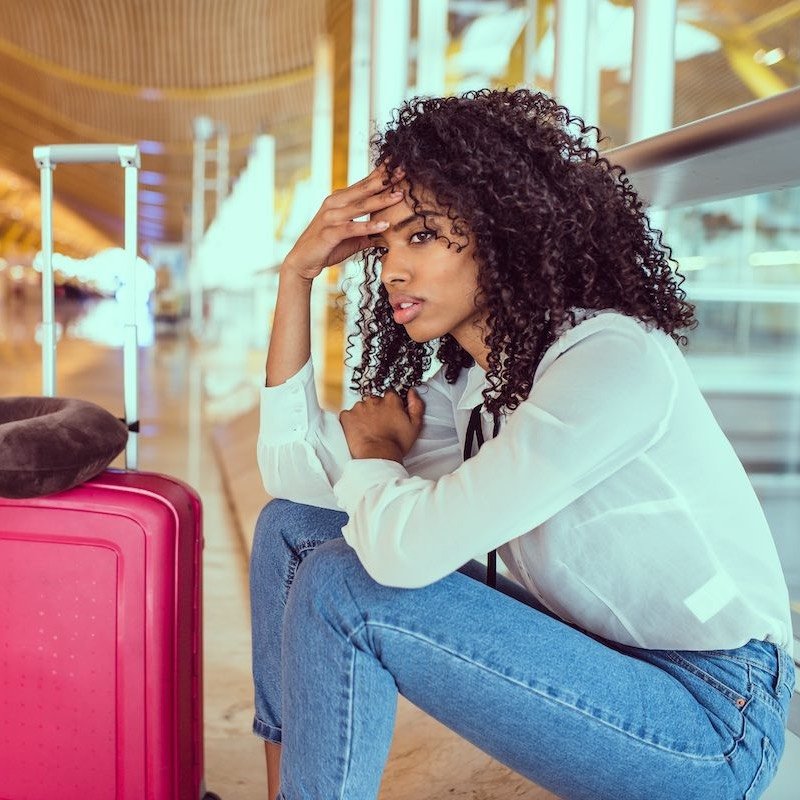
[250,499,795,800]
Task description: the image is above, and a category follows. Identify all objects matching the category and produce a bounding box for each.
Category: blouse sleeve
[256,359,461,511]
[332,320,679,587]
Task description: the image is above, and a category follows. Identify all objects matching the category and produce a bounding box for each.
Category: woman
[250,89,794,800]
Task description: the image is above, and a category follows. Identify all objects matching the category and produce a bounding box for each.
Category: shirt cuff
[333,458,409,513]
[259,358,322,446]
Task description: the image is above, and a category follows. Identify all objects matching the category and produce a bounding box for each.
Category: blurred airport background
[1,1,799,797]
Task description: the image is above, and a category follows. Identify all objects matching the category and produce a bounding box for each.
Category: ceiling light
[753,47,785,66]
[749,250,800,267]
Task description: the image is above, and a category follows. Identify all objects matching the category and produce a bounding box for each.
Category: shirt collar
[456,361,488,412]
[453,309,606,413]
[456,308,604,411]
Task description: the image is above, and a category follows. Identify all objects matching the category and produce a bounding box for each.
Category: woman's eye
[410,230,435,244]
[370,246,388,258]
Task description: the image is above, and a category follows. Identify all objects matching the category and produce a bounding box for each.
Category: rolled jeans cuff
[253,716,282,744]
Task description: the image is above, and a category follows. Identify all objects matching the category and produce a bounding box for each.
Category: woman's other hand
[282,164,405,282]
[339,388,425,463]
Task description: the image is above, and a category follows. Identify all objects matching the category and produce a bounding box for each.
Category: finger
[332,171,393,207]
[360,163,388,185]
[349,234,380,253]
[324,228,388,267]
[335,219,390,240]
[406,387,425,426]
[357,189,405,215]
[380,388,402,407]
[336,162,405,206]
[326,190,404,225]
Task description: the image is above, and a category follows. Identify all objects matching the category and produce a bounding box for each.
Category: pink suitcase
[0,145,219,800]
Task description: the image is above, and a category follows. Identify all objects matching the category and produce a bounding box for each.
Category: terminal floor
[2,297,556,799]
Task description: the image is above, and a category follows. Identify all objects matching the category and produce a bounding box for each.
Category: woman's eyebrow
[367,212,440,239]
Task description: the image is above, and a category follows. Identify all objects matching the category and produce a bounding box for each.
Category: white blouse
[257,311,793,652]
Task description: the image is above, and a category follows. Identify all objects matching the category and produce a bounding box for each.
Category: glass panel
[597,0,800,145]
[445,0,541,94]
[597,0,634,148]
[674,0,800,126]
[663,186,800,644]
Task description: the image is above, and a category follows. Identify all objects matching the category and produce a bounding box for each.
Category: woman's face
[369,184,489,366]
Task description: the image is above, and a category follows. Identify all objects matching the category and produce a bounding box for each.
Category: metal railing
[606,86,800,211]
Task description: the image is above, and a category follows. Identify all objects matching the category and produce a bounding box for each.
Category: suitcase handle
[33,144,140,167]
[34,143,141,470]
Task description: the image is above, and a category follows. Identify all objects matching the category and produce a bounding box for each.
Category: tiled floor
[2,295,555,799]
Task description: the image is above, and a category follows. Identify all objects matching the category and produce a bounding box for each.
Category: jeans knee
[292,539,366,602]
[254,498,298,538]
[252,498,348,562]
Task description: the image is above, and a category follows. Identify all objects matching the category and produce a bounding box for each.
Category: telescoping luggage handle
[33,143,141,469]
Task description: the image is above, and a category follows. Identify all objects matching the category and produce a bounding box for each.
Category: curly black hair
[345,88,696,417]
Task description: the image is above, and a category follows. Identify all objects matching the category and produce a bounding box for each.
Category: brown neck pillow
[0,397,129,498]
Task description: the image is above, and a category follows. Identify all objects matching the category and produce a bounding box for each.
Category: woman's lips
[393,300,424,325]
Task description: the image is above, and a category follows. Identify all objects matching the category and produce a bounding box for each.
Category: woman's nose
[383,266,404,281]
[379,252,410,284]
[382,273,407,288]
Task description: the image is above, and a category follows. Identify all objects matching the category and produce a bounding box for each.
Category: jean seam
[749,682,789,719]
[337,646,357,800]
[358,621,729,762]
[744,736,775,800]
[777,647,796,694]
[774,644,784,690]
[282,539,325,604]
[664,651,747,704]
[704,652,775,675]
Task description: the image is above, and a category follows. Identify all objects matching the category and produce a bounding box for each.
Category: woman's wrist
[280,258,315,285]
[350,440,404,464]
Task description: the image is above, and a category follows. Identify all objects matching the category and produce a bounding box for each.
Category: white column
[583,0,599,127]
[342,0,412,408]
[342,0,411,408]
[415,0,448,98]
[347,0,373,188]
[258,135,276,271]
[372,0,410,134]
[553,0,598,125]
[216,123,229,210]
[254,135,276,351]
[524,0,539,88]
[190,115,214,337]
[629,0,677,141]
[341,0,374,409]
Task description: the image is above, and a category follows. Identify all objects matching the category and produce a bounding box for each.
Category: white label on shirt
[683,571,738,623]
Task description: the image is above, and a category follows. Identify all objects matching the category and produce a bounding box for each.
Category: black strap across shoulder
[463,402,502,588]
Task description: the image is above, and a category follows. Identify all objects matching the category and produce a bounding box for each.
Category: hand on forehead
[370,178,442,226]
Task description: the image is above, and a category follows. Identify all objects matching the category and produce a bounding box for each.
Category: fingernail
[390,191,403,198]
[374,221,389,229]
